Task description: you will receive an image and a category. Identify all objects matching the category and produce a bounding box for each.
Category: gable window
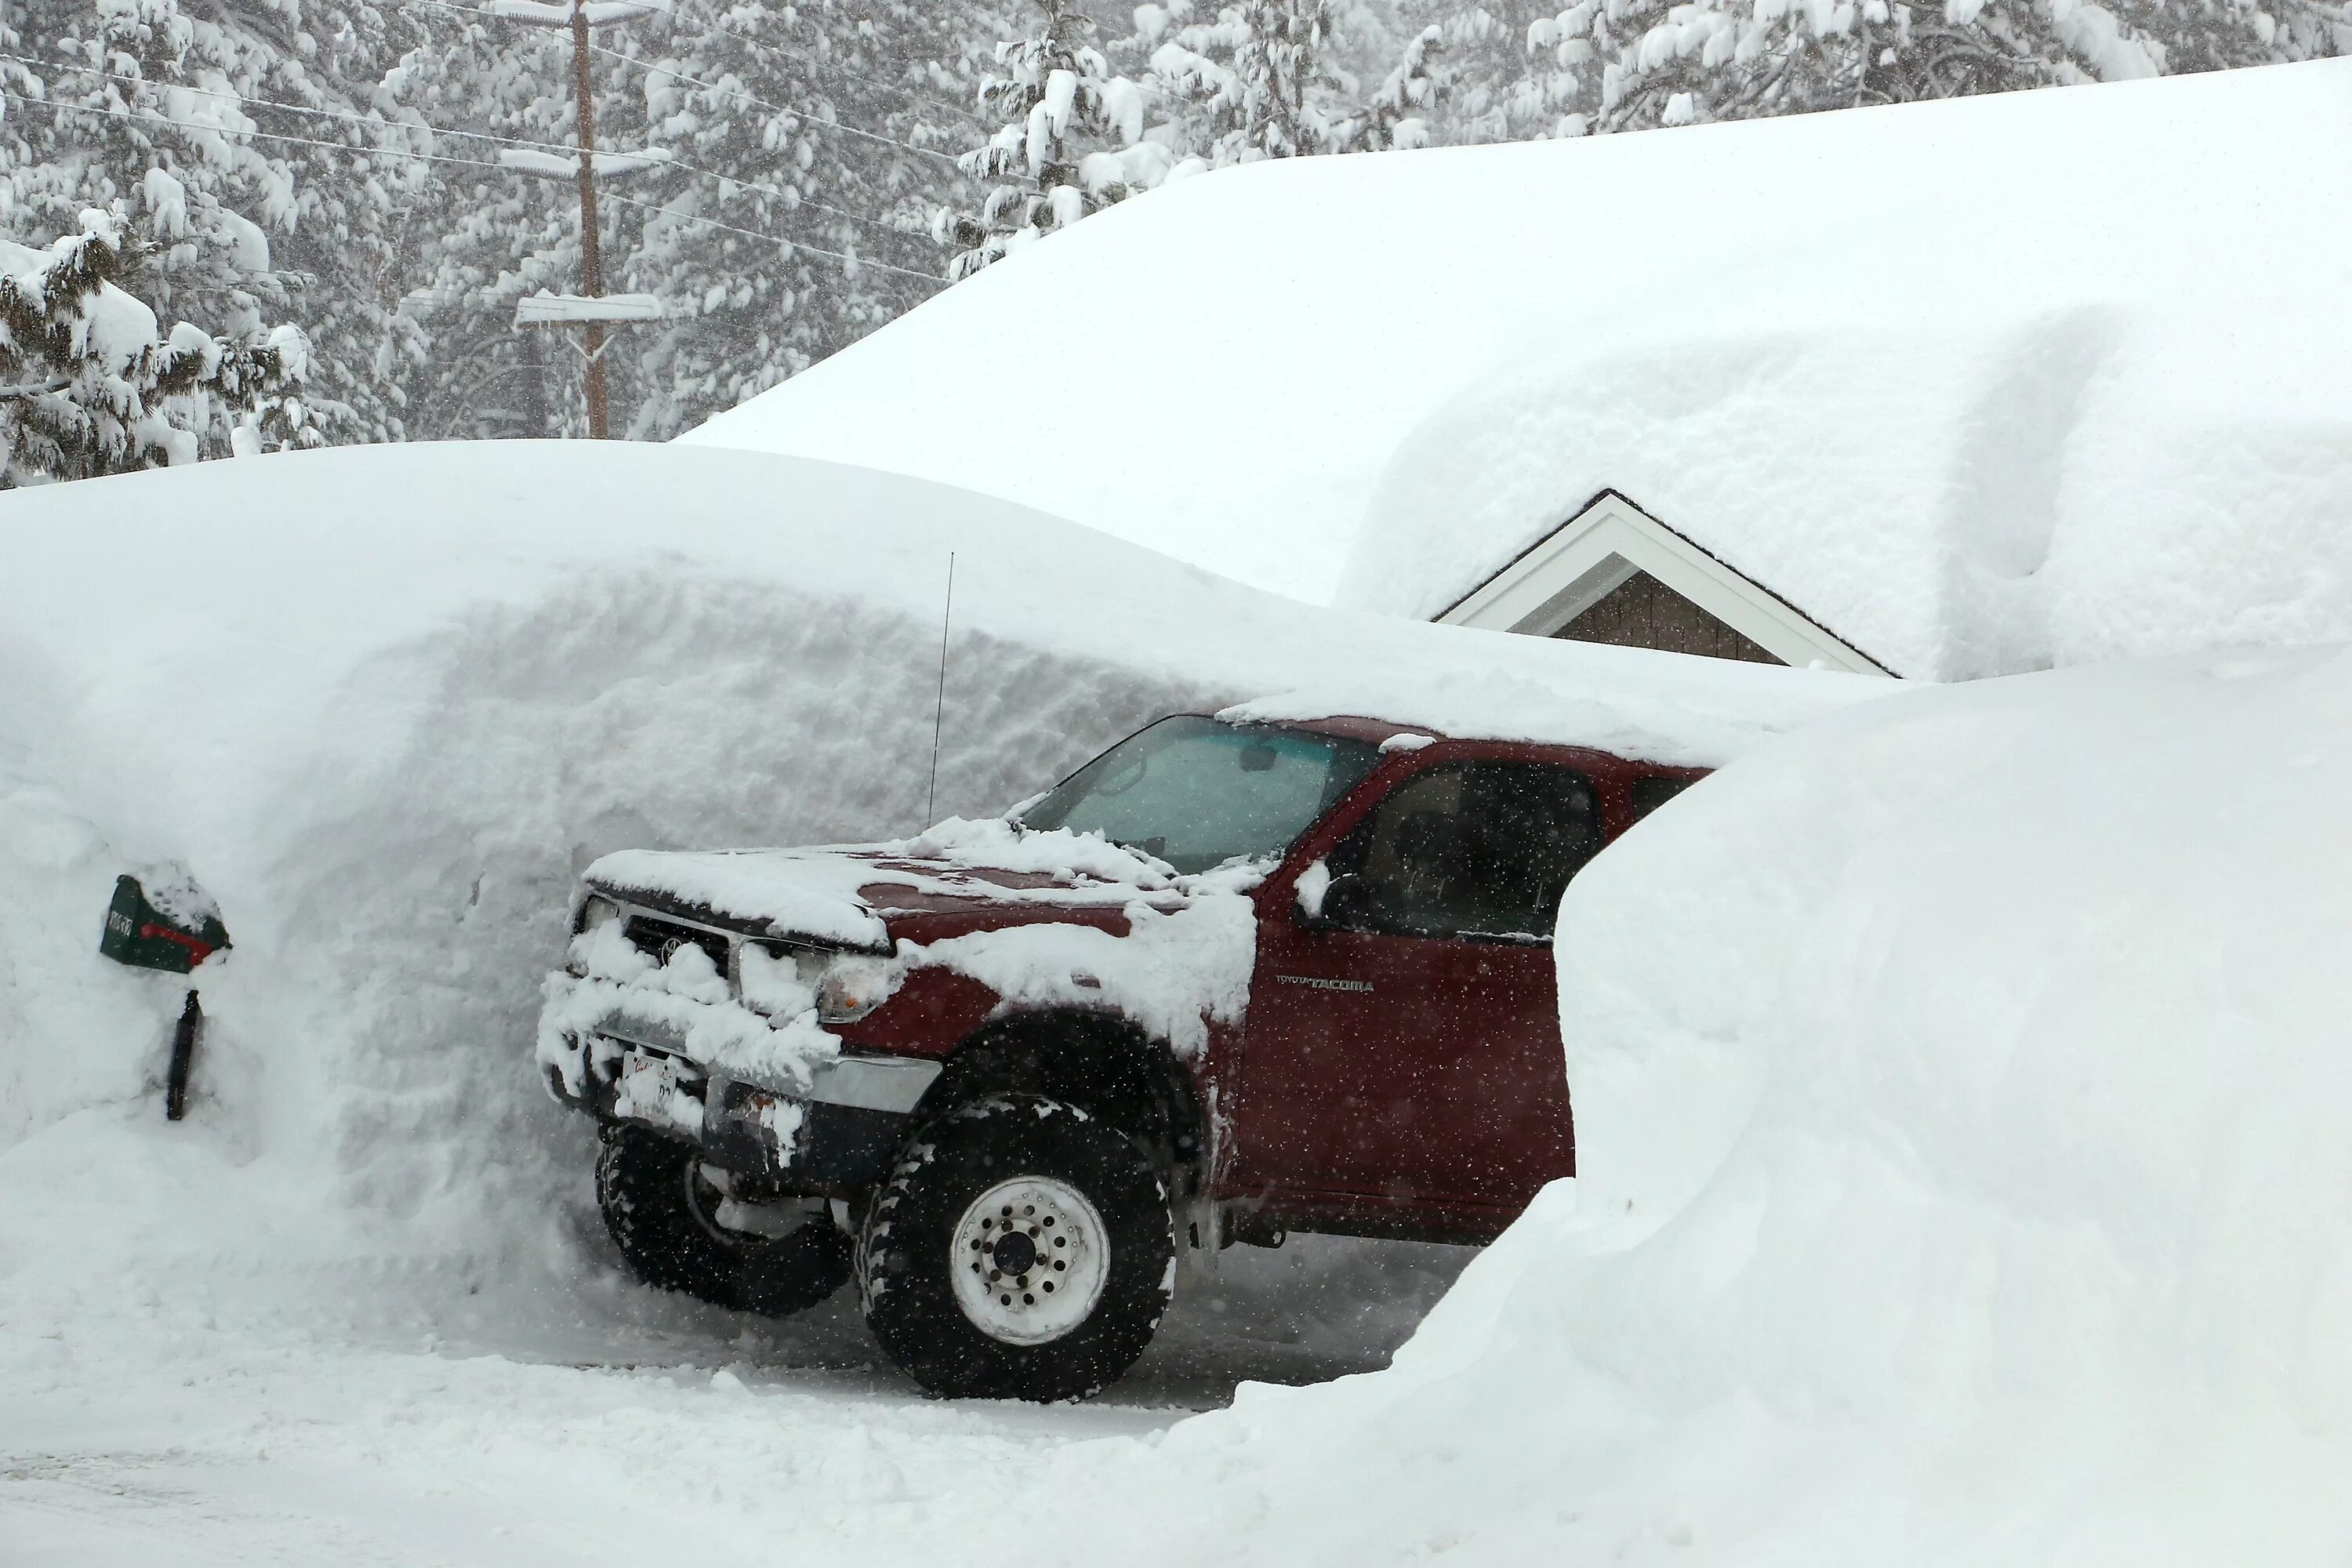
[1436,492,1894,677]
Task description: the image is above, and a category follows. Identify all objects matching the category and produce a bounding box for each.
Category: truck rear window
[1020,717,1379,876]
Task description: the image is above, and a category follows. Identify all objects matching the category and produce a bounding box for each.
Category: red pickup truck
[537,710,1700,1400]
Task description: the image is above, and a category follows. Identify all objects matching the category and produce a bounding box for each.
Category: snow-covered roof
[0,441,1875,951]
[687,60,2352,680]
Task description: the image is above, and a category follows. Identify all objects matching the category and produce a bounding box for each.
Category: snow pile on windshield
[688,60,2352,678]
[894,818,1175,885]
[1000,644,2352,1565]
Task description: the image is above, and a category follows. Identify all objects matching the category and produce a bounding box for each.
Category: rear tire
[595,1123,852,1317]
[858,1094,1174,1402]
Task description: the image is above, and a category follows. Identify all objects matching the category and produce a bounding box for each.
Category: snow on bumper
[535,935,937,1181]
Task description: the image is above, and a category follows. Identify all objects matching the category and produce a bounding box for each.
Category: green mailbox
[100,875,230,974]
[99,874,230,1120]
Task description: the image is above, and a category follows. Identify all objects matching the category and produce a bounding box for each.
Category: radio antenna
[924,552,956,827]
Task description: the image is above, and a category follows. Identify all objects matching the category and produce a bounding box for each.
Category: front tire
[595,1123,852,1317]
[859,1095,1174,1402]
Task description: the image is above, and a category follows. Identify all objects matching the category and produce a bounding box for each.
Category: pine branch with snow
[1142,1,1362,163]
[938,1,1168,281]
[0,0,414,443]
[1508,0,2337,138]
[1,212,313,486]
[1343,21,1446,151]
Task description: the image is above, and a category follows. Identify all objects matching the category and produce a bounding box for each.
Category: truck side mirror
[1315,873,1382,932]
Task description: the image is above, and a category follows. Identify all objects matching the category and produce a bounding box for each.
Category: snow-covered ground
[13,578,2340,1560]
[2,440,1875,1562]
[984,644,2352,1567]
[688,60,2352,678]
[10,439,2343,1563]
[3,1135,1471,1566]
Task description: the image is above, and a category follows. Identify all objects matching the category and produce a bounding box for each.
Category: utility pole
[488,0,670,438]
[568,2,609,437]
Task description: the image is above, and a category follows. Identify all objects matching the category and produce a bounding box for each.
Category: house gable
[1435,492,1895,677]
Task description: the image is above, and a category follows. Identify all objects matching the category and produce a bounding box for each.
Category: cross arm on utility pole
[488,0,673,438]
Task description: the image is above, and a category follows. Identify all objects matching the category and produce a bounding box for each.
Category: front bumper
[544,1023,940,1187]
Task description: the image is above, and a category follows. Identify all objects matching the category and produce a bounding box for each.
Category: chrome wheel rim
[949,1176,1109,1345]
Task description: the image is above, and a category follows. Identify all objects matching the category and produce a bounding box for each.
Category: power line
[397,0,964,166]
[0,49,579,158]
[695,16,986,126]
[401,0,982,132]
[393,0,971,211]
[585,39,964,165]
[3,48,930,245]
[0,89,939,284]
[0,89,513,173]
[654,151,930,244]
[600,189,944,284]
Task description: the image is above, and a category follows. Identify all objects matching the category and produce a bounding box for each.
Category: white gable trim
[1436,491,1895,677]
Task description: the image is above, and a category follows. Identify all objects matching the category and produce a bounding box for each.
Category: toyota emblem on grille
[659,937,688,965]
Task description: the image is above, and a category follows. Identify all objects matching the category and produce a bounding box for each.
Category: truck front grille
[621,914,732,975]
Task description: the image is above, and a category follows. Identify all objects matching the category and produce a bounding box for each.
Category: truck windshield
[1019,716,1381,876]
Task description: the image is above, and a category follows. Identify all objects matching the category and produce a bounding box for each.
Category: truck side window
[1327,760,1601,942]
[1631,774,1697,820]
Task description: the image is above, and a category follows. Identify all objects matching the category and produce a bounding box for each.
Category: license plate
[609,1046,705,1136]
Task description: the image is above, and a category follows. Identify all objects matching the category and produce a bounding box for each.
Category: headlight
[813,954,902,1025]
[566,895,624,976]
[741,946,903,1025]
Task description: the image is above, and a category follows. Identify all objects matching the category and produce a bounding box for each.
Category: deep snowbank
[1002,644,2352,1565]
[0,439,1870,1346]
[688,60,2352,677]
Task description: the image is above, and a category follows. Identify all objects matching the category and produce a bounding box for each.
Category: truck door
[1229,757,1600,1229]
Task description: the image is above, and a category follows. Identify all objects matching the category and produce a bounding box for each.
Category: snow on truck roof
[687,60,2352,681]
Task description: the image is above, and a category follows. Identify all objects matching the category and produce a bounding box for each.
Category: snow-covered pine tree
[1505,0,2343,138]
[1377,2,1589,143]
[940,0,1167,281]
[616,1,1004,435]
[1348,18,1446,149]
[1,212,310,485]
[1140,0,1363,162]
[0,0,418,444]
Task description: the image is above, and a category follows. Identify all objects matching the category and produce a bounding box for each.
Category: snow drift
[0,438,1870,1347]
[986,643,2352,1565]
[688,60,2352,678]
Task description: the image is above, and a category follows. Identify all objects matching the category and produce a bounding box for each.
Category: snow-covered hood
[580,818,1261,1060]
[583,818,1188,951]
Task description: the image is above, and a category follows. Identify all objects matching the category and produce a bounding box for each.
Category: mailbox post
[99,875,230,1121]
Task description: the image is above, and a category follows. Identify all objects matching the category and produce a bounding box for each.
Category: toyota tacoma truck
[537,710,1700,1400]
